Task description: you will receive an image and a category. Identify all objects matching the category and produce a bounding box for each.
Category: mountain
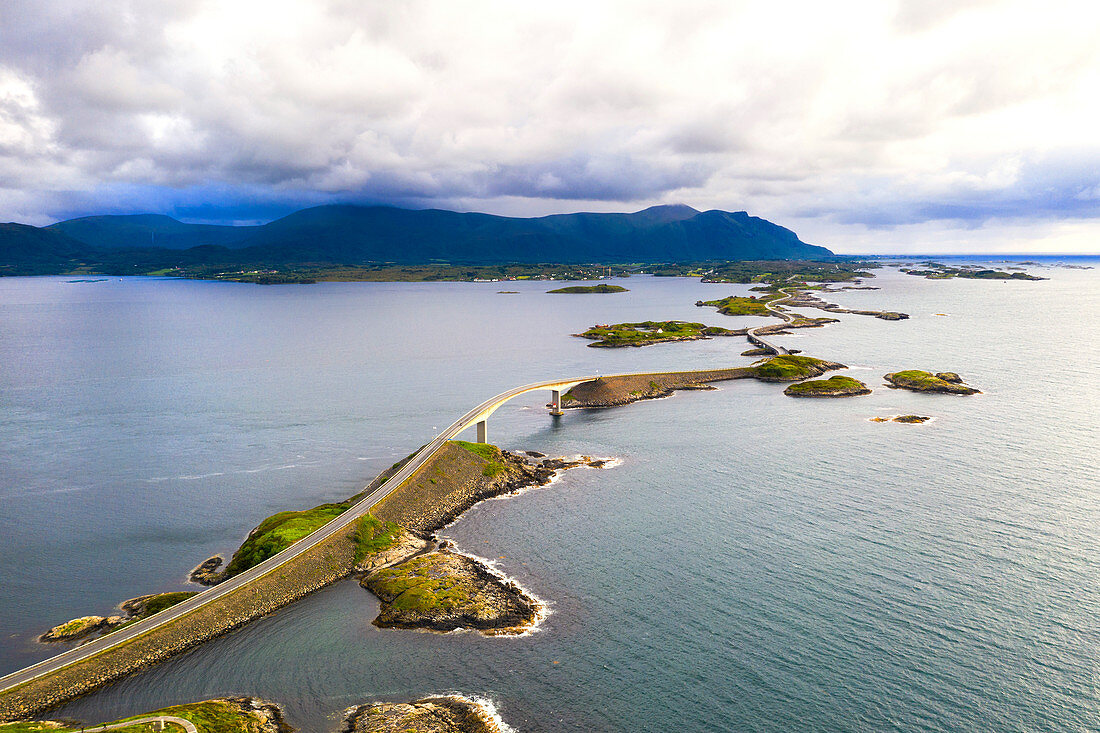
[223,204,831,263]
[1,204,833,274]
[0,223,92,274]
[47,214,256,250]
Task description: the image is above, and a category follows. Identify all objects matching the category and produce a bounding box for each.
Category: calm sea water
[2,263,1098,732]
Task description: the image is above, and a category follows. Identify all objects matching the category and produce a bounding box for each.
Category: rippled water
[2,262,1098,731]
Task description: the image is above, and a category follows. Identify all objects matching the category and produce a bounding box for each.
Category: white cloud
[0,0,1098,251]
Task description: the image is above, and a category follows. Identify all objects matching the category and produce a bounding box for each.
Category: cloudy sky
[1,0,1098,253]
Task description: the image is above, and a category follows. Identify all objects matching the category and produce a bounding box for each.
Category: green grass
[785,375,867,395]
[696,295,774,316]
[352,513,402,562]
[452,440,499,461]
[369,555,487,615]
[222,503,348,577]
[139,592,199,618]
[752,354,833,381]
[546,283,628,294]
[1,700,260,733]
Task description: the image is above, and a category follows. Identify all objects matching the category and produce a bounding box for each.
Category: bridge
[0,321,798,701]
[746,287,796,355]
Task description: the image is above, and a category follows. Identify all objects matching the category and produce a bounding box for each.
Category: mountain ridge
[3,203,833,274]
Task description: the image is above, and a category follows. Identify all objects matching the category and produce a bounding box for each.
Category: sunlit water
[2,262,1098,732]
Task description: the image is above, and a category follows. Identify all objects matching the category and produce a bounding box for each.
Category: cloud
[0,0,1098,251]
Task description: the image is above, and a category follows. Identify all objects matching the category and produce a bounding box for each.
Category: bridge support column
[476,419,487,444]
[550,389,563,416]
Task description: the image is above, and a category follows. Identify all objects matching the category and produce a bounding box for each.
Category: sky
[1,0,1099,254]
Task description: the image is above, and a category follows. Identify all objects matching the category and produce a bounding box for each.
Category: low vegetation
[649,259,877,284]
[0,700,267,733]
[352,514,402,563]
[222,503,348,578]
[696,295,775,316]
[884,370,980,394]
[784,375,870,397]
[752,354,842,382]
[576,320,738,347]
[546,283,627,293]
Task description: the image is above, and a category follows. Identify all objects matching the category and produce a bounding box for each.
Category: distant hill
[0,204,833,274]
[47,214,256,250]
[0,223,91,274]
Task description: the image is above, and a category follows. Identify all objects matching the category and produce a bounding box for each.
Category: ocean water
[1,263,1098,732]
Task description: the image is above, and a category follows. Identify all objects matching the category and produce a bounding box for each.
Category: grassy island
[695,295,775,316]
[576,320,739,347]
[884,370,980,394]
[752,354,845,382]
[784,375,871,397]
[547,283,627,294]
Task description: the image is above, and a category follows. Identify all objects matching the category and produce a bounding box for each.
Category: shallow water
[2,262,1098,731]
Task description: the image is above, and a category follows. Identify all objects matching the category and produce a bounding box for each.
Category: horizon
[2,2,1099,255]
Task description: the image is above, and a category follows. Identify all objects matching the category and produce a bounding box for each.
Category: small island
[884,370,980,394]
[870,415,932,424]
[362,549,540,634]
[343,695,506,733]
[695,295,773,316]
[546,283,627,294]
[901,262,1045,280]
[39,591,199,643]
[576,320,739,347]
[784,375,871,397]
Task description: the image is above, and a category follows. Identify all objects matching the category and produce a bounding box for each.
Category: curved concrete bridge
[0,376,596,699]
[746,287,796,355]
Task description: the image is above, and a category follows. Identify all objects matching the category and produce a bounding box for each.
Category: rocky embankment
[884,370,980,394]
[343,696,505,733]
[363,549,540,634]
[784,375,871,397]
[561,355,846,408]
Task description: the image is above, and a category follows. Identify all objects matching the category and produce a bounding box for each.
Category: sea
[1,259,1098,732]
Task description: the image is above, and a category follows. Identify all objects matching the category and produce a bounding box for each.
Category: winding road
[746,286,797,355]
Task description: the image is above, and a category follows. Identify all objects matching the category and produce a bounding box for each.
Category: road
[0,376,594,695]
[747,287,797,355]
[88,715,197,732]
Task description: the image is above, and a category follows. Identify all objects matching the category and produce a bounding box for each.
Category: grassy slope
[752,355,837,381]
[222,503,348,578]
[352,514,402,562]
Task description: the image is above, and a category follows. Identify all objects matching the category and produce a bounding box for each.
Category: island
[870,415,932,424]
[695,295,772,316]
[39,592,199,643]
[901,262,1045,280]
[546,283,627,294]
[783,375,871,397]
[575,320,740,347]
[884,370,980,394]
[363,549,540,634]
[343,695,507,733]
[6,697,289,733]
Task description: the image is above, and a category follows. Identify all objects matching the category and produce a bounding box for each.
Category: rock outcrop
[343,696,505,733]
[884,370,980,394]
